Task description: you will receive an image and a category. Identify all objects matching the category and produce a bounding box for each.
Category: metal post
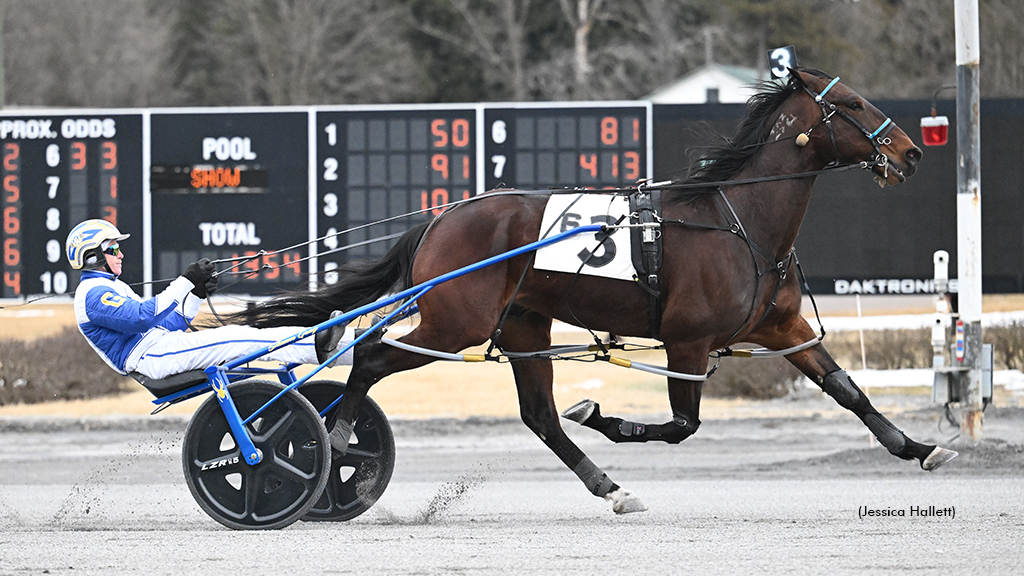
[955,0,983,440]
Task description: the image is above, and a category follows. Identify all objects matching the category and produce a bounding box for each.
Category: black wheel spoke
[336,446,380,463]
[252,408,297,445]
[243,468,262,518]
[266,455,318,483]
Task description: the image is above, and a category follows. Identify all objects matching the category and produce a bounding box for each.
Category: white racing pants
[128,325,353,380]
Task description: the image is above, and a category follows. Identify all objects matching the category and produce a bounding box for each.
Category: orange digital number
[452,118,470,148]
[579,154,598,178]
[108,176,117,199]
[421,188,449,215]
[611,154,619,178]
[4,175,19,202]
[71,142,86,170]
[3,237,19,266]
[3,272,20,295]
[261,252,280,280]
[102,206,117,227]
[282,252,302,277]
[624,151,641,180]
[632,118,641,143]
[462,156,471,180]
[3,206,19,234]
[600,117,618,146]
[431,119,448,148]
[102,141,117,170]
[3,143,19,170]
[235,251,260,275]
[431,154,449,180]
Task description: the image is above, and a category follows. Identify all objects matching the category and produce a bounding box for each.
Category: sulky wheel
[298,380,395,522]
[181,380,331,530]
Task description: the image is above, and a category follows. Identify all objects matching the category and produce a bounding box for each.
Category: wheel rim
[298,381,395,521]
[182,380,330,530]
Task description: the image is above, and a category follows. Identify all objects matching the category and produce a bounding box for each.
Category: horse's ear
[788,68,808,87]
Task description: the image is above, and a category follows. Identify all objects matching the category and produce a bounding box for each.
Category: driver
[67,219,352,381]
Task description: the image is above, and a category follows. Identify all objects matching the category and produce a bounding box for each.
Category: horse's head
[790,69,921,186]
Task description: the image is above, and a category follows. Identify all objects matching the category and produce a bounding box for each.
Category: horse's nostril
[905,147,922,165]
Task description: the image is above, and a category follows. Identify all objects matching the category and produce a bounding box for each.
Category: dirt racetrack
[1,393,1022,576]
[2,298,1023,574]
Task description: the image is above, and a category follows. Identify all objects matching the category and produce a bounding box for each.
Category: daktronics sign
[833,278,960,295]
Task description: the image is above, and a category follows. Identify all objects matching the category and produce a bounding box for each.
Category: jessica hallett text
[859,506,955,519]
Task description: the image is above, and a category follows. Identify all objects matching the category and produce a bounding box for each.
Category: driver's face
[104,248,123,276]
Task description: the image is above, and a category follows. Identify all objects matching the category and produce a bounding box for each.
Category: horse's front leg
[562,342,707,445]
[771,321,957,471]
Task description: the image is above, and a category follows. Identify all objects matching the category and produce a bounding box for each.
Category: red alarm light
[920,115,949,146]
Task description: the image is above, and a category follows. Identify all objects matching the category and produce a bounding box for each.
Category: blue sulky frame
[150,224,607,466]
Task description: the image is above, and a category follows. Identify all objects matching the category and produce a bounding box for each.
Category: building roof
[646,64,768,104]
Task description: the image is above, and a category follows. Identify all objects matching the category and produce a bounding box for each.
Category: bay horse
[227,68,957,513]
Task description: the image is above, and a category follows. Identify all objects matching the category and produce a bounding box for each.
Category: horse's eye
[849,100,863,111]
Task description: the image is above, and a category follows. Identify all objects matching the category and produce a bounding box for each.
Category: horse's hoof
[561,399,596,424]
[921,446,958,471]
[605,488,647,514]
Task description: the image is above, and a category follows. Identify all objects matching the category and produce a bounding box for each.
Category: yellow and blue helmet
[66,219,130,270]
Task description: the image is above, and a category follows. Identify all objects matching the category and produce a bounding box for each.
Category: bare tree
[205,0,426,105]
[3,0,1020,108]
[410,0,538,101]
[980,0,1024,97]
[565,0,717,100]
[3,0,172,107]
[556,0,608,99]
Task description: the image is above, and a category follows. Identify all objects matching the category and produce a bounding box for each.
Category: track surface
[2,397,1023,576]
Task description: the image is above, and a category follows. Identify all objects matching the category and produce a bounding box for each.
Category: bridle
[799,76,898,179]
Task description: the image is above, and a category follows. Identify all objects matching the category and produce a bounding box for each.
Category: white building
[646,64,768,104]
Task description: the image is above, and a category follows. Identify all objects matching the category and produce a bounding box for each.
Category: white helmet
[66,219,130,270]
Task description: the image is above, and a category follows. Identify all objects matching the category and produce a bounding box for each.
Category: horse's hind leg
[785,342,958,470]
[499,310,646,514]
[326,331,443,451]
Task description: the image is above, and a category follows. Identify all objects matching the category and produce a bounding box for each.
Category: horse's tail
[219,221,430,328]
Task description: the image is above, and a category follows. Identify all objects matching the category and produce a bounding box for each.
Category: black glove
[183,258,216,298]
[204,274,219,297]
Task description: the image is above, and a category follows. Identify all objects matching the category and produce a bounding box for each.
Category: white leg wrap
[605,488,648,514]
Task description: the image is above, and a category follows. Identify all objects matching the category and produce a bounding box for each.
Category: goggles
[103,243,121,257]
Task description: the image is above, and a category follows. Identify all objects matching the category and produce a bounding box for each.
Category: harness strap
[629,189,663,339]
[868,118,893,140]
[815,76,842,101]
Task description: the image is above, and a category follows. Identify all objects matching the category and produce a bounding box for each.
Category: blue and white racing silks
[74,270,201,375]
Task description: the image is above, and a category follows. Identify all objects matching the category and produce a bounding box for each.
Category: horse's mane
[669,67,832,197]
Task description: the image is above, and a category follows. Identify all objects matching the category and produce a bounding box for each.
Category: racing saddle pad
[534,193,634,281]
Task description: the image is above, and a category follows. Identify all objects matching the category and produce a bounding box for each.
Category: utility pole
[955,0,983,439]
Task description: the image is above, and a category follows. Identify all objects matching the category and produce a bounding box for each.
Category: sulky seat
[129,369,210,398]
